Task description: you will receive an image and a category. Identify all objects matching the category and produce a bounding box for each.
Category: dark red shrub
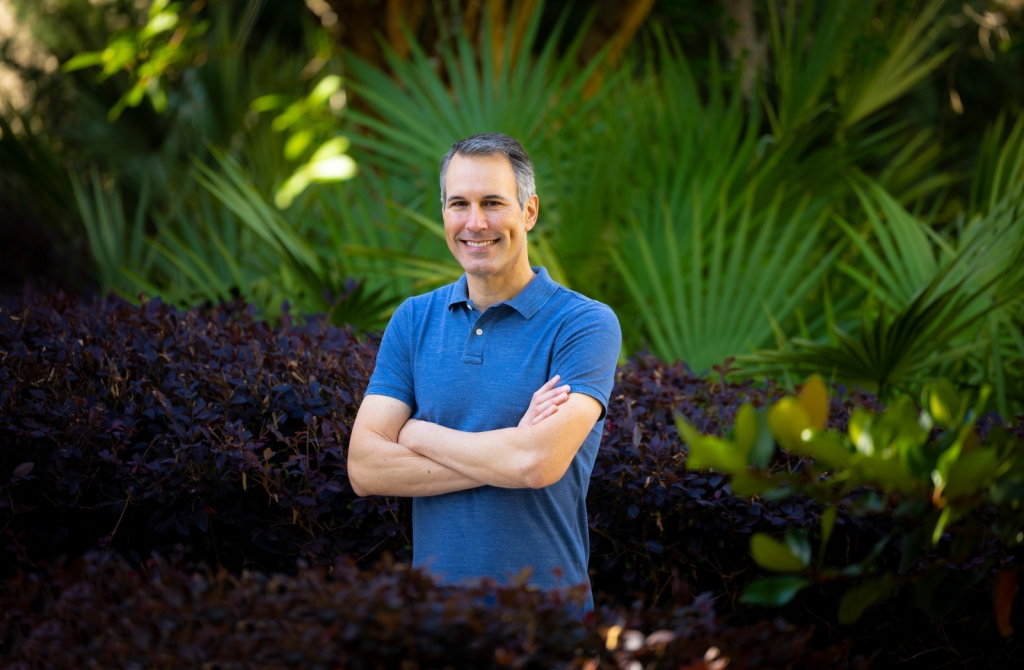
[0,550,861,669]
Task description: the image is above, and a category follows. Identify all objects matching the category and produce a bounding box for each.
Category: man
[347,133,621,611]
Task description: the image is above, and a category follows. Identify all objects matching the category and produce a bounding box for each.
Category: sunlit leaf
[928,379,961,429]
[751,532,806,572]
[797,375,829,429]
[767,397,812,450]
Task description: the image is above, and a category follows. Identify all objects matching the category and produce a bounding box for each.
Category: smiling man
[347,133,621,611]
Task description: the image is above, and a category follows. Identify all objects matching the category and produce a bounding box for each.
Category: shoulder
[548,286,620,331]
[543,287,621,356]
[390,279,461,323]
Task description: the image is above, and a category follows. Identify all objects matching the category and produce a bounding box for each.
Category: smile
[464,240,498,248]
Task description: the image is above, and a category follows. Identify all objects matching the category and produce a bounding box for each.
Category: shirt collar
[447,266,559,320]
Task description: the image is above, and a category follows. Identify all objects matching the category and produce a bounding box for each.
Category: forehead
[445,153,517,198]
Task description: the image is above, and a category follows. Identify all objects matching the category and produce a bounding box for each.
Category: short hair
[439,133,536,209]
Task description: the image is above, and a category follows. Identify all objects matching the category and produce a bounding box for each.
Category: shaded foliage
[0,549,860,670]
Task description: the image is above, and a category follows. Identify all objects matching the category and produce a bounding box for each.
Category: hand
[518,375,571,429]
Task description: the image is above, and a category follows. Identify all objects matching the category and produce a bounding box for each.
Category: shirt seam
[364,384,415,403]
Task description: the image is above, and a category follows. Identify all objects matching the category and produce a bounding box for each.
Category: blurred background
[2,0,1023,412]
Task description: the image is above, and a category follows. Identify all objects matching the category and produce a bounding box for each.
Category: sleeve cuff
[364,384,415,409]
[567,384,609,421]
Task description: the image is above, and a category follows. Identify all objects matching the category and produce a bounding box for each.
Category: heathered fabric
[365,266,621,610]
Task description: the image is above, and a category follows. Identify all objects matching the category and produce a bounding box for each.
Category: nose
[466,204,487,231]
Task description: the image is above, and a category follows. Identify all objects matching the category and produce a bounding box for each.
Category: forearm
[400,394,602,490]
[348,429,484,497]
[401,422,541,489]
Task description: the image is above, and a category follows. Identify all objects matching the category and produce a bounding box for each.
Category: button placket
[463,312,488,364]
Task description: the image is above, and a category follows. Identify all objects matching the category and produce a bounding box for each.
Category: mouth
[462,239,499,248]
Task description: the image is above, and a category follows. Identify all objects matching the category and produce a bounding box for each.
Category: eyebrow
[446,194,509,203]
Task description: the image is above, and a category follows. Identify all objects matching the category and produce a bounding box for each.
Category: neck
[466,262,537,312]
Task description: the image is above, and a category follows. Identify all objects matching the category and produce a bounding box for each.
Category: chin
[460,260,499,277]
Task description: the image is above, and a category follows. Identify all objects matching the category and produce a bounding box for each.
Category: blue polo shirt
[364,266,621,609]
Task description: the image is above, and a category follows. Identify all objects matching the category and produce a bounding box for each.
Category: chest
[410,305,557,431]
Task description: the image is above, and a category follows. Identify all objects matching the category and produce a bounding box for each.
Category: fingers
[531,404,558,425]
[534,385,570,407]
[533,374,561,397]
[534,390,569,411]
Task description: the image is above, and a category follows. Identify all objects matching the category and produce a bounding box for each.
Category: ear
[524,194,540,232]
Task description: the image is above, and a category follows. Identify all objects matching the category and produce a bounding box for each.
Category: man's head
[439,133,536,209]
[439,133,539,284]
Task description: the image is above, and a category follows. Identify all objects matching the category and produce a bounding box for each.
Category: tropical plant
[69,166,154,295]
[741,178,1024,410]
[677,376,1024,631]
[605,30,847,371]
[340,1,612,292]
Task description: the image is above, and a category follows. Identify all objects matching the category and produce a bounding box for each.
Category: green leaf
[306,156,357,181]
[748,410,776,468]
[819,506,837,560]
[284,129,315,161]
[677,415,745,473]
[928,379,961,429]
[792,433,851,469]
[729,470,780,497]
[687,436,746,474]
[837,574,896,624]
[943,450,999,500]
[740,576,811,606]
[785,527,812,567]
[735,404,758,458]
[931,505,953,546]
[308,75,343,105]
[62,51,105,73]
[751,532,807,572]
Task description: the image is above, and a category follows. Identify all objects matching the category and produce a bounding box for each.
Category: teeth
[466,240,497,247]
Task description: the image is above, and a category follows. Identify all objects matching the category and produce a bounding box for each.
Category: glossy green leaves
[682,375,1024,625]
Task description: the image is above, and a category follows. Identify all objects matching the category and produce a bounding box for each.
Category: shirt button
[475,328,483,335]
[468,305,473,310]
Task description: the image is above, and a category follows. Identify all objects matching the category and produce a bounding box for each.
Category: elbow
[346,443,372,497]
[347,463,369,497]
[520,454,569,490]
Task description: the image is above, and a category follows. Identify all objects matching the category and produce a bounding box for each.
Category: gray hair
[439,133,536,209]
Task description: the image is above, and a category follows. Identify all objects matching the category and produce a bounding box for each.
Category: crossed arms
[347,375,603,497]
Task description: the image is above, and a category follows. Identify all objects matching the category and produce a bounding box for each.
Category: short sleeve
[365,300,416,411]
[550,302,621,420]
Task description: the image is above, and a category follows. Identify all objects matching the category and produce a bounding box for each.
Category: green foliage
[69,166,153,295]
[741,181,1024,409]
[677,376,1024,629]
[10,0,1023,379]
[341,2,605,292]
[62,0,211,120]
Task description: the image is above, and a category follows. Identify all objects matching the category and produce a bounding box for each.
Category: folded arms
[347,375,602,497]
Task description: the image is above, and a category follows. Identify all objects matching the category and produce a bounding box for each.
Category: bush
[0,291,393,577]
[0,550,860,669]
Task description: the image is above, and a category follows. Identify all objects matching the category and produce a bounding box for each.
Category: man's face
[442,153,539,281]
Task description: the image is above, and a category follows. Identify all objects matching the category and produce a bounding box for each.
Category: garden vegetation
[2,0,1024,666]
